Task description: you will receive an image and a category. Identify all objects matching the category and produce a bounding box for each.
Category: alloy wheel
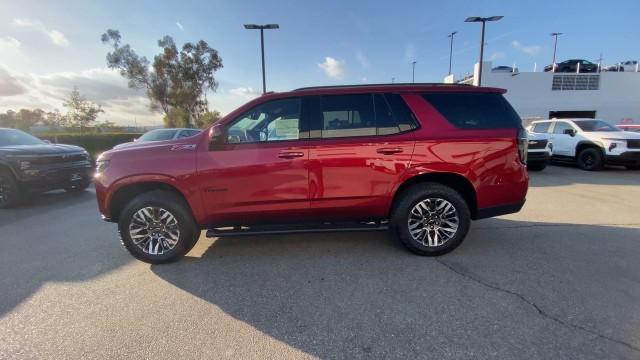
[128,206,181,255]
[408,198,459,247]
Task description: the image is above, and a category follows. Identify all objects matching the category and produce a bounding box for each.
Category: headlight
[96,159,110,174]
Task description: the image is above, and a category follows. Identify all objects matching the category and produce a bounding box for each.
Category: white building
[446,61,640,125]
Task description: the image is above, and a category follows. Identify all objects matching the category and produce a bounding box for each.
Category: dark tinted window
[532,122,551,133]
[178,129,200,138]
[552,122,573,134]
[320,94,375,138]
[0,129,45,146]
[374,94,400,135]
[421,92,522,129]
[385,93,419,132]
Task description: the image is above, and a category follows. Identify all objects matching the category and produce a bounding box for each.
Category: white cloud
[230,87,261,100]
[0,66,27,96]
[511,40,541,56]
[318,57,345,79]
[13,18,69,47]
[0,36,21,52]
[0,66,160,125]
[176,22,184,31]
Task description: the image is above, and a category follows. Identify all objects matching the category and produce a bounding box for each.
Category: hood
[0,143,86,156]
[583,131,640,140]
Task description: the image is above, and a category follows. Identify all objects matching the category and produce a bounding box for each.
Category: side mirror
[133,138,139,142]
[563,129,576,137]
[208,124,227,150]
[43,139,52,144]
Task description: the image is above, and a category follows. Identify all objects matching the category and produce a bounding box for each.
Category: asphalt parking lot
[1,165,639,360]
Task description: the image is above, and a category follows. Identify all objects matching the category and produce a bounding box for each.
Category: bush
[39,133,143,157]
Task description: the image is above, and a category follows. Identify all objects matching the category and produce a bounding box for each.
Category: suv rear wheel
[392,183,471,256]
[118,190,200,264]
[577,148,603,171]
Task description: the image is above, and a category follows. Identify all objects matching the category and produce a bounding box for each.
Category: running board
[206,222,389,237]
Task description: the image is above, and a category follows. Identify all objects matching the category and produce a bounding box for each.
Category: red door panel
[308,133,414,219]
[196,141,309,226]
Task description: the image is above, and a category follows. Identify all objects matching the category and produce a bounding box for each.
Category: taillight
[517,128,528,164]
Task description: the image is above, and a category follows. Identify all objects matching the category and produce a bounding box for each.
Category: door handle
[278,151,305,159]
[376,147,403,155]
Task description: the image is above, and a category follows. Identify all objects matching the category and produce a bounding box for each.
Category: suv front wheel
[577,148,603,171]
[118,190,200,264]
[392,183,471,256]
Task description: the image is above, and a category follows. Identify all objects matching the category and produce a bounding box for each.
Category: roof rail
[293,83,473,92]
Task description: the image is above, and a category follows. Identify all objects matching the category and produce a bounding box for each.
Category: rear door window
[320,94,376,138]
[421,92,522,129]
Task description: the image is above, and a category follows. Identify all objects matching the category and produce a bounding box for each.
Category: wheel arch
[575,140,605,159]
[389,172,478,219]
[109,181,192,223]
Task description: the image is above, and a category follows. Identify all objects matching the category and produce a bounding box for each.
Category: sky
[1,0,638,125]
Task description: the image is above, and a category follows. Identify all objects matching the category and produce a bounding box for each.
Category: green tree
[163,108,190,128]
[101,29,223,127]
[196,110,221,129]
[63,87,104,130]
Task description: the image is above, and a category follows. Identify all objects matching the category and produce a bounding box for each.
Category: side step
[206,222,389,238]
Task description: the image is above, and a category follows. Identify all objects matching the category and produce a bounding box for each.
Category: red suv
[95,84,528,263]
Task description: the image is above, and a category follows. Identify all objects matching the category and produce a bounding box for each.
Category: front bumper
[16,162,94,192]
[527,151,550,165]
[606,151,640,166]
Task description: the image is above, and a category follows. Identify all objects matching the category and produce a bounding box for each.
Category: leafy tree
[196,110,221,129]
[101,29,223,126]
[63,87,104,130]
[163,108,190,128]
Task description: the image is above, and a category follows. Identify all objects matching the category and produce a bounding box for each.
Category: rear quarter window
[421,92,522,129]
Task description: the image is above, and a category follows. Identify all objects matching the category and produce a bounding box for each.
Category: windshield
[573,120,621,132]
[0,129,46,146]
[138,129,178,142]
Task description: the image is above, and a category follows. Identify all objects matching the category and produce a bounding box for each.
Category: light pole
[411,61,417,83]
[448,31,457,75]
[465,16,503,86]
[551,32,563,72]
[244,23,279,94]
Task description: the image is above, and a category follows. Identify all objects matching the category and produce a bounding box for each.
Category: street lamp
[464,16,503,86]
[244,23,279,94]
[551,32,563,72]
[447,31,457,75]
[411,61,417,83]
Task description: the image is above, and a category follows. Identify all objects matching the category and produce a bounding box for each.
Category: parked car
[113,128,201,149]
[544,59,599,73]
[603,60,638,72]
[618,124,640,133]
[492,65,519,73]
[528,119,640,170]
[95,84,529,263]
[526,131,552,171]
[0,128,93,208]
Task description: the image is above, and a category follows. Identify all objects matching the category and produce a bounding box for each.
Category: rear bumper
[474,200,526,220]
[606,151,640,165]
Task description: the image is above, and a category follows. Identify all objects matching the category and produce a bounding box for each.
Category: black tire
[391,183,471,256]
[64,180,91,193]
[625,165,640,170]
[0,168,22,209]
[118,190,200,264]
[527,162,547,171]
[577,148,603,171]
